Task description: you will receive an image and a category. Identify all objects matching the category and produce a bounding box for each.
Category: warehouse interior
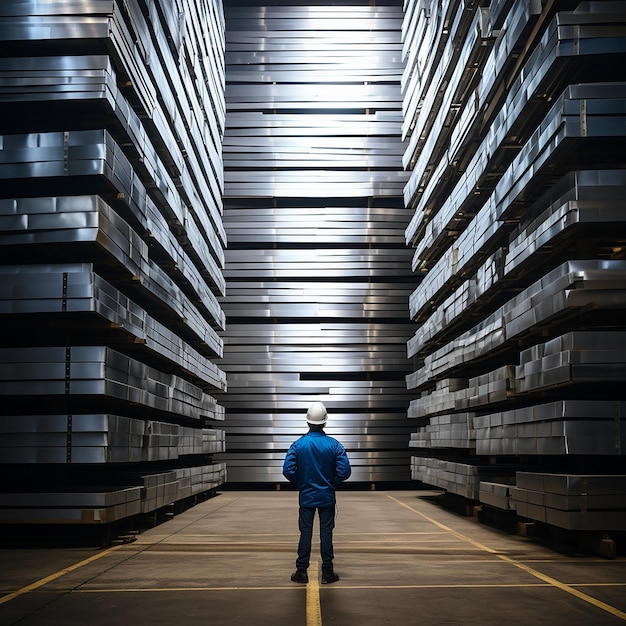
[1,0,626,559]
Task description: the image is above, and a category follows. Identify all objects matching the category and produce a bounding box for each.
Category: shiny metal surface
[408,259,626,386]
[512,473,626,531]
[0,129,226,296]
[473,401,625,456]
[219,3,414,483]
[0,463,227,523]
[0,414,225,463]
[0,0,227,522]
[404,0,626,529]
[0,264,225,386]
[1,0,624,531]
[0,345,222,419]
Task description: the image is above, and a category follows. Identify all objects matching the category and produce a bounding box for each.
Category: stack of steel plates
[0,487,144,524]
[474,402,626,456]
[512,473,626,531]
[479,482,515,512]
[218,2,416,483]
[404,0,626,530]
[409,413,475,449]
[410,457,512,500]
[517,332,626,392]
[0,415,211,464]
[0,0,227,526]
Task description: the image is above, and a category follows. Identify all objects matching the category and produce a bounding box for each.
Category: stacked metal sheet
[408,260,626,386]
[517,332,626,392]
[512,473,626,531]
[404,0,626,530]
[474,401,625,456]
[409,413,474,449]
[410,457,511,500]
[0,463,227,523]
[479,482,515,512]
[0,487,144,524]
[219,2,415,483]
[0,0,227,525]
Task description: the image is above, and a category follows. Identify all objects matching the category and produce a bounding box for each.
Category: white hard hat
[306,402,328,425]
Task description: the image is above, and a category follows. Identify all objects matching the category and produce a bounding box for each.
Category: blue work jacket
[282,430,351,508]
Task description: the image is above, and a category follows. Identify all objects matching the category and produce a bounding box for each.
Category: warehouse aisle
[1,491,625,625]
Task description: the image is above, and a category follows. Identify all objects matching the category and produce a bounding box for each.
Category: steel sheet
[0,0,227,522]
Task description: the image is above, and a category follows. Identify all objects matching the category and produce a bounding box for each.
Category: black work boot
[291,569,308,583]
[321,569,339,584]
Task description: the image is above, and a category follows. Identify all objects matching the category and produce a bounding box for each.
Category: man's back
[282,402,351,584]
[283,430,351,507]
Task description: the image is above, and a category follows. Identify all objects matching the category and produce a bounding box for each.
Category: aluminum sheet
[0,0,227,524]
[400,0,626,523]
[411,457,514,500]
[0,345,224,416]
[0,191,225,331]
[408,259,626,381]
[0,130,226,295]
[404,0,540,220]
[219,3,415,483]
[516,331,626,393]
[479,482,515,512]
[0,265,225,386]
[408,81,626,321]
[223,204,412,246]
[407,169,626,357]
[0,414,225,463]
[405,2,626,237]
[512,472,626,531]
[474,400,625,456]
[223,4,408,198]
[0,10,226,238]
[409,412,475,450]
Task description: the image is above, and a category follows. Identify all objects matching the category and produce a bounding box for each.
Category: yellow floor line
[0,545,122,606]
[306,560,322,626]
[387,495,626,621]
[498,554,626,621]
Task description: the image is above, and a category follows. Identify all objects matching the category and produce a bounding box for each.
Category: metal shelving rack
[0,0,227,529]
[403,0,626,533]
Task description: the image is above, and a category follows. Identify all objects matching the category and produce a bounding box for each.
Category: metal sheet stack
[404,0,626,531]
[0,0,227,526]
[410,457,512,500]
[512,473,626,531]
[219,1,416,483]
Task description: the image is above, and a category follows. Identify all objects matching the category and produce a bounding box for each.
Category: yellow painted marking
[0,545,122,606]
[306,560,322,626]
[387,495,626,621]
[386,495,498,553]
[498,554,626,621]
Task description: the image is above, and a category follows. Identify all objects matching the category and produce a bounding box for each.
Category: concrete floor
[1,490,625,625]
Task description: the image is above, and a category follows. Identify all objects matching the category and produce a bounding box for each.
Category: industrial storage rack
[2,0,625,544]
[402,0,626,537]
[0,0,227,534]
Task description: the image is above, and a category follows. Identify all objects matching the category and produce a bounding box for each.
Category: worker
[282,401,351,584]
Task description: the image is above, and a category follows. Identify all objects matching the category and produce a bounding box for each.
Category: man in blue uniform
[283,401,351,584]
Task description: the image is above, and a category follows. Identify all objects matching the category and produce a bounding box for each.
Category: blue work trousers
[296,505,335,571]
